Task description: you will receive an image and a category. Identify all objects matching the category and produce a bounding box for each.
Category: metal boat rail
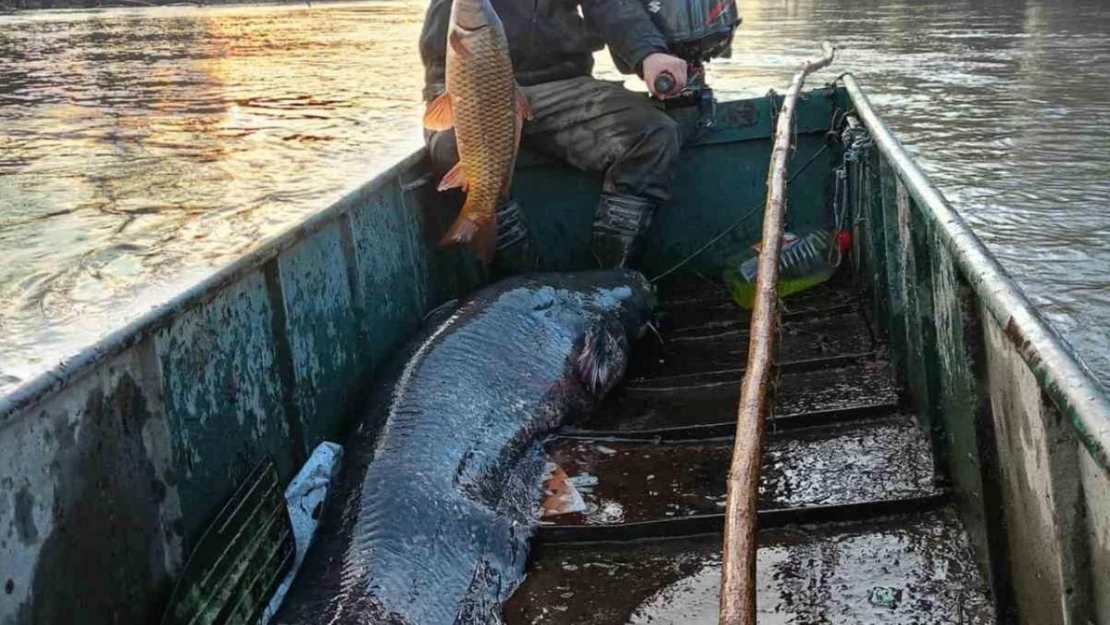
[843,73,1110,623]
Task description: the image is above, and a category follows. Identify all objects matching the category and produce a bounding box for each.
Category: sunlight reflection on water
[1,0,1108,391]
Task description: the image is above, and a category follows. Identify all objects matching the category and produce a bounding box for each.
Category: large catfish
[423,0,530,263]
[274,270,654,625]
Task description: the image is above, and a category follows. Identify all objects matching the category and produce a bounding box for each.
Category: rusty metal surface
[277,221,362,455]
[155,272,295,543]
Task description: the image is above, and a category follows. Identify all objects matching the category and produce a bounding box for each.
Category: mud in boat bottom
[505,508,993,624]
[505,271,996,623]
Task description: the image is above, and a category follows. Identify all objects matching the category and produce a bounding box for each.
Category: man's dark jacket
[419,0,667,101]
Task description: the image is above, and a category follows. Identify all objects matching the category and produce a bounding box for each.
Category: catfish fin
[449,30,471,58]
[423,92,454,131]
[437,162,468,192]
[575,319,630,397]
[514,85,533,121]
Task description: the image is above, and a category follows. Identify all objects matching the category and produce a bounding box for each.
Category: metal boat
[1,76,1107,625]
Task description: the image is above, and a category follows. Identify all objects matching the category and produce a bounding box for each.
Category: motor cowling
[643,0,740,64]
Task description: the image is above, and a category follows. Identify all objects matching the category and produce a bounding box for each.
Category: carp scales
[273,270,653,625]
[423,0,531,263]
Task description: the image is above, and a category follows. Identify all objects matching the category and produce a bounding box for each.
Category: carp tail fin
[438,206,496,264]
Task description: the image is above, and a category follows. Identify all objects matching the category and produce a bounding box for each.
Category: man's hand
[642,52,687,98]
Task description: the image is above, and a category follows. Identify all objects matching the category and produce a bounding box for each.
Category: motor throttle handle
[653,71,676,96]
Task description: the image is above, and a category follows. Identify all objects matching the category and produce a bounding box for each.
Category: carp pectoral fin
[448,29,472,58]
[438,210,496,263]
[423,92,454,131]
[575,319,630,398]
[437,162,468,192]
[514,85,533,121]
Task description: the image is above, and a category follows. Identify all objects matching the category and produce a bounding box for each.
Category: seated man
[419,0,687,269]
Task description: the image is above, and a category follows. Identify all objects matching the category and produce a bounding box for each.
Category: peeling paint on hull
[844,74,1110,624]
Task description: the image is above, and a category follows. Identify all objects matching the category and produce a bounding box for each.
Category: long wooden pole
[718,41,836,625]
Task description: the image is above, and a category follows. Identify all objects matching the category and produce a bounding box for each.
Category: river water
[1,0,1108,393]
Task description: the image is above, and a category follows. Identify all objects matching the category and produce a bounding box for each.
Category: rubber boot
[590,194,657,269]
[491,197,539,277]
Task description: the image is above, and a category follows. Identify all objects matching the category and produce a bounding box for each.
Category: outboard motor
[641,0,741,106]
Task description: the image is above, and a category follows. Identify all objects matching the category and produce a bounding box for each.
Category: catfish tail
[439,203,496,263]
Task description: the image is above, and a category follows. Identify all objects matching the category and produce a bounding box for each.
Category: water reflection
[0,0,1108,391]
[0,2,429,386]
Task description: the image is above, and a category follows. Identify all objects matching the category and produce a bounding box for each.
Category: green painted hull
[0,82,1107,625]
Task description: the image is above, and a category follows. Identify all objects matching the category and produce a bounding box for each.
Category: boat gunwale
[842,73,1110,473]
[0,150,427,425]
[0,90,839,428]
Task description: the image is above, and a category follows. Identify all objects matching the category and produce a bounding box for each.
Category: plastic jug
[723,229,851,309]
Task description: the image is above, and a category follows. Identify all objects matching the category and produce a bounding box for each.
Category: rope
[649,143,831,283]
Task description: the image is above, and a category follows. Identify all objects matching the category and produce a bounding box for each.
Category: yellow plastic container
[722,230,850,310]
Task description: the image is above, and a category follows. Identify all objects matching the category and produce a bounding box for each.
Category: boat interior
[3,81,1108,625]
[505,271,993,623]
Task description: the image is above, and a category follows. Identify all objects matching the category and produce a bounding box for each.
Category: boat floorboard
[505,508,995,625]
[579,357,898,432]
[544,415,940,526]
[626,310,876,380]
[506,270,996,623]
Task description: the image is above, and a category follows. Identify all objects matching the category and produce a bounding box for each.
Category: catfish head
[576,318,630,398]
[571,269,656,398]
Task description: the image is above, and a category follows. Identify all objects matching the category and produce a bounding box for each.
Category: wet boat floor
[504,273,996,624]
[505,508,994,625]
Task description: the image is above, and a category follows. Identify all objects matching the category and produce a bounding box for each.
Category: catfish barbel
[274,270,654,625]
[422,0,530,263]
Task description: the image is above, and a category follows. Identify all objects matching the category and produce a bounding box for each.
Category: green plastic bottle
[723,229,851,309]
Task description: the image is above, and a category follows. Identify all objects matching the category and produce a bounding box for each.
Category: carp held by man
[273,269,654,625]
[422,0,530,262]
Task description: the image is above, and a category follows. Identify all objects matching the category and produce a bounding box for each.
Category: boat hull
[1,82,1108,625]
